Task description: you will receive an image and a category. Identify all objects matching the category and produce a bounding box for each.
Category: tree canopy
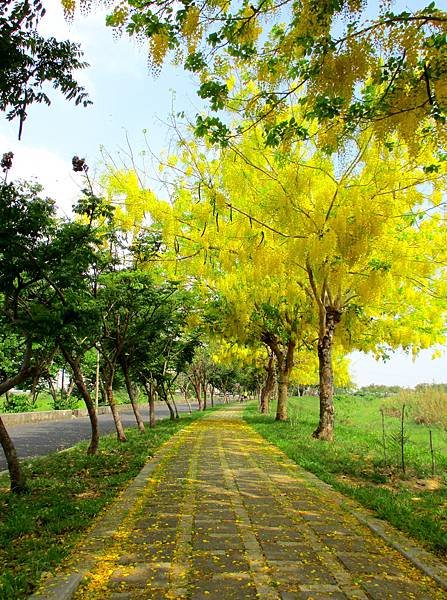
[71,0,447,151]
[0,0,90,138]
[105,111,447,438]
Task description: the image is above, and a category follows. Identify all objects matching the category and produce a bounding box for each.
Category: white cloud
[0,133,80,216]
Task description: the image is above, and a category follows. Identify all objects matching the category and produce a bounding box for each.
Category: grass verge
[244,395,447,560]
[0,410,208,600]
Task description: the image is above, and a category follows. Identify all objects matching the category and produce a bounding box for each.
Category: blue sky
[1,0,202,213]
[2,0,445,387]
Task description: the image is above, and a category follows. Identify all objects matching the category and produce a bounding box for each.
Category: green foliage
[197,80,229,111]
[97,0,447,150]
[0,178,107,368]
[0,180,55,291]
[52,393,79,412]
[194,116,231,146]
[0,327,25,387]
[1,393,33,413]
[0,0,90,138]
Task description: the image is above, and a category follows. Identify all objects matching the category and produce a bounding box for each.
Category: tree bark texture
[143,381,156,428]
[276,371,289,421]
[159,384,175,420]
[202,380,207,411]
[121,359,145,432]
[312,308,341,441]
[183,389,192,413]
[275,340,295,422]
[59,346,99,455]
[165,397,175,420]
[0,416,27,493]
[260,354,275,414]
[192,381,203,410]
[102,367,126,442]
[170,393,180,419]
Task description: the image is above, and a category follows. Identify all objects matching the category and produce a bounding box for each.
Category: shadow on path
[33,406,446,599]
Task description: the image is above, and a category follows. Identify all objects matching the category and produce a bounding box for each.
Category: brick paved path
[70,407,444,599]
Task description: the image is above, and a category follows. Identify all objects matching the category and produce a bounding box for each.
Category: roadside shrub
[53,394,80,411]
[2,393,34,413]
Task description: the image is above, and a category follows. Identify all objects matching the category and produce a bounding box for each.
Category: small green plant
[380,408,388,466]
[389,404,409,475]
[52,393,79,411]
[2,393,34,413]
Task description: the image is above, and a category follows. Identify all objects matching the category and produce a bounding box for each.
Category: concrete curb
[29,423,196,600]
[352,509,447,591]
[0,403,147,427]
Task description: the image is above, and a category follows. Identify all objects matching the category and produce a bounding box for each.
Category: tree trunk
[165,396,175,420]
[276,369,289,421]
[0,416,27,493]
[0,344,40,492]
[143,381,156,428]
[260,354,275,414]
[183,388,192,413]
[59,346,99,455]
[210,385,214,408]
[170,393,180,419]
[66,379,75,400]
[47,377,58,406]
[263,337,295,422]
[121,359,145,432]
[149,392,156,427]
[31,388,40,406]
[159,383,175,420]
[103,368,126,442]
[99,379,107,406]
[202,384,207,411]
[0,361,35,397]
[312,308,341,441]
[192,381,202,410]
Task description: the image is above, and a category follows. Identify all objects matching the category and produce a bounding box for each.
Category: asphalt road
[0,402,201,472]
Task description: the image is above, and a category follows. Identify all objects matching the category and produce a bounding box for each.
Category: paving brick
[37,407,446,600]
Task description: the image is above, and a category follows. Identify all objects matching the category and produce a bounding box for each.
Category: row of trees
[0,158,215,492]
[1,0,446,493]
[77,0,445,441]
[1,154,294,494]
[102,111,446,440]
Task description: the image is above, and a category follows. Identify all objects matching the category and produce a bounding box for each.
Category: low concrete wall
[0,404,142,427]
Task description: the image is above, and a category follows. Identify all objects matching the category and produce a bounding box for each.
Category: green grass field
[244,394,447,559]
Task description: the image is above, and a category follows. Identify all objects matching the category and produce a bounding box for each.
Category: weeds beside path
[0,411,209,600]
[244,396,447,561]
